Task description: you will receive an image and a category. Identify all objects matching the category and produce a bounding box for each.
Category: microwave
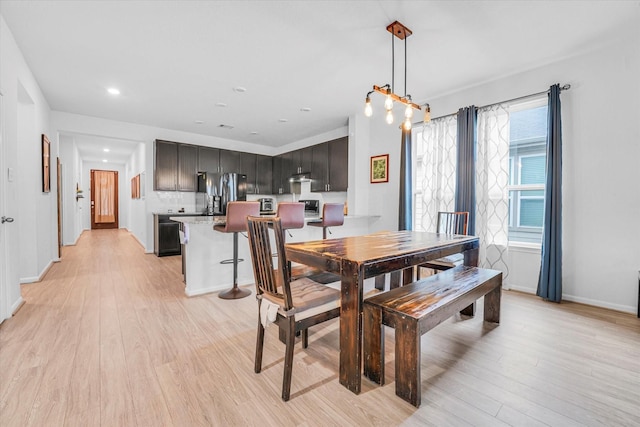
[299,199,320,217]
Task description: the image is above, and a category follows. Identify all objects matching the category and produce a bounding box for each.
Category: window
[508,100,548,244]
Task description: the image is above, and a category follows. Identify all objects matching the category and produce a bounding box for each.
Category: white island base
[171,215,380,297]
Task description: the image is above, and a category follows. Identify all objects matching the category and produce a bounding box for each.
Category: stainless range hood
[289,172,312,194]
[289,172,312,182]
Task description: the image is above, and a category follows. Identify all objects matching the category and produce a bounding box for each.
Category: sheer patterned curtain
[476,104,510,278]
[414,115,457,232]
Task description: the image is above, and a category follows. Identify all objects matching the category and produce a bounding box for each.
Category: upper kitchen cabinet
[154,140,178,191]
[256,154,272,195]
[240,152,257,193]
[311,143,328,192]
[290,147,313,174]
[327,137,348,192]
[219,149,241,174]
[308,137,348,192]
[177,144,198,191]
[272,154,291,194]
[198,146,220,173]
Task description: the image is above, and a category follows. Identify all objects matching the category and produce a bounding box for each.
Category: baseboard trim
[505,284,636,315]
[562,293,636,315]
[11,297,25,315]
[20,259,55,284]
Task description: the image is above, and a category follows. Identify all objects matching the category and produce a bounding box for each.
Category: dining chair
[417,211,469,279]
[246,216,341,401]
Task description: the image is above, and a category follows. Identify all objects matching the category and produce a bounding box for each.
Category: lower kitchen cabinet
[154,214,181,256]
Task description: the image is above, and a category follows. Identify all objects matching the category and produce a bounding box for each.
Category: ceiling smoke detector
[218,124,234,130]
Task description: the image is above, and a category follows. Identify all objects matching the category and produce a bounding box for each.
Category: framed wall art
[42,134,51,192]
[370,154,389,183]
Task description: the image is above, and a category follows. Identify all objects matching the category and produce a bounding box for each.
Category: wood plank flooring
[1,229,638,426]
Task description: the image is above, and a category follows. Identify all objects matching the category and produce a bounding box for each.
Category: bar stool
[276,202,305,240]
[308,203,344,239]
[214,201,260,299]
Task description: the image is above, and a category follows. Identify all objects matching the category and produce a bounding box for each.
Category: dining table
[285,230,480,394]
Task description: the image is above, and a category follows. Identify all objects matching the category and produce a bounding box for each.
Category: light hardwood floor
[1,229,638,426]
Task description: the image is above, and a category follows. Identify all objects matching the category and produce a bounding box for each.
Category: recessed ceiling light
[215,102,227,107]
[103,148,110,152]
[218,124,234,129]
[250,131,259,135]
[300,107,312,112]
[102,159,108,163]
[278,118,288,123]
[107,87,120,95]
[233,86,247,93]
[194,120,204,124]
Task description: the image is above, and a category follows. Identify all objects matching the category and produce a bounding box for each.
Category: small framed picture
[42,134,51,193]
[370,154,389,183]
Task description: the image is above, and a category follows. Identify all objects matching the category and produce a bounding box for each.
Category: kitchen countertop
[170,214,380,225]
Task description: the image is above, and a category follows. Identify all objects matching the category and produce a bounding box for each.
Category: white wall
[1,15,56,299]
[360,30,640,313]
[126,142,147,248]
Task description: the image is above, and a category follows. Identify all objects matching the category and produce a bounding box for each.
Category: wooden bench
[363,265,502,407]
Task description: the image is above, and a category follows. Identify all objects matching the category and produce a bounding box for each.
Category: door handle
[1,216,14,224]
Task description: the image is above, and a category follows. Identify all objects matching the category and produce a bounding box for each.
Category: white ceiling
[2,1,639,164]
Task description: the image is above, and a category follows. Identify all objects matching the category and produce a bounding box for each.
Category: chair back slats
[246,216,293,309]
[436,211,469,235]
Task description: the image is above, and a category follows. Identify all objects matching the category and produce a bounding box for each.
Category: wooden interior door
[91,169,119,230]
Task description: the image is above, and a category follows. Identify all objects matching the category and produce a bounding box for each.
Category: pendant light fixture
[364,21,431,129]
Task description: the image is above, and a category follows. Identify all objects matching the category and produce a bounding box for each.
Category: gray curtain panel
[455,106,477,235]
[399,126,413,231]
[537,84,563,302]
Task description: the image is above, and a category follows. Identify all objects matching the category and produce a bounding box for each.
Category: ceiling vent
[218,124,234,130]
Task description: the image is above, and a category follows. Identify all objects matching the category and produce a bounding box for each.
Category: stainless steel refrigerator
[197,172,247,215]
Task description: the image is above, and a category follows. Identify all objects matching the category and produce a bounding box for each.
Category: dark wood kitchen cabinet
[290,147,313,174]
[309,137,348,192]
[219,149,241,174]
[177,144,198,191]
[311,142,328,192]
[327,137,348,191]
[154,140,198,192]
[154,140,178,191]
[240,152,257,193]
[256,154,272,195]
[272,155,283,194]
[154,214,181,256]
[198,146,220,173]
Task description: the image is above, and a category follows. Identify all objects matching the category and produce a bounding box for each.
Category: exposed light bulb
[423,104,431,123]
[364,98,373,117]
[403,117,412,131]
[404,104,413,119]
[384,95,393,111]
[385,110,394,125]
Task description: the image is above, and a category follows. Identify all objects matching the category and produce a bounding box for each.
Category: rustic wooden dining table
[285,230,480,394]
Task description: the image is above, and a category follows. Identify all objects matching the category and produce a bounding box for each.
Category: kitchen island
[171,214,380,297]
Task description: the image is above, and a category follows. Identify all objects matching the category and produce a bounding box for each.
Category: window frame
[506,97,548,244]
